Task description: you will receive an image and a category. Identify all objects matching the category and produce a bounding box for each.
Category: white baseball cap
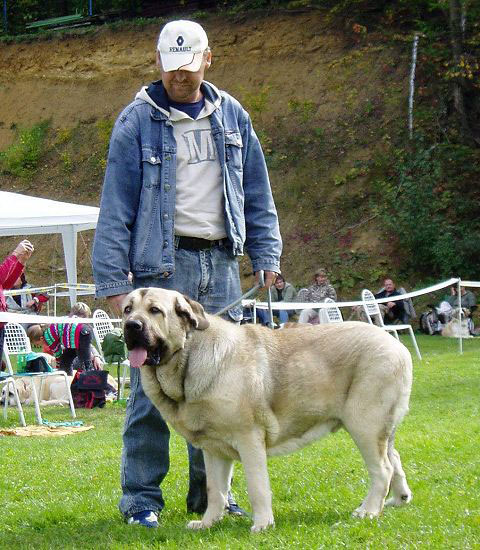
[157,20,209,72]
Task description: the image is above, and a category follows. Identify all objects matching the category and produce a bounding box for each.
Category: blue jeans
[119,243,242,518]
[256,308,290,325]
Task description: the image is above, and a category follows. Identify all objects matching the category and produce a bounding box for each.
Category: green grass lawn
[1,334,479,549]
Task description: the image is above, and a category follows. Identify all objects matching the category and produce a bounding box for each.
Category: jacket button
[166,155,171,160]
[150,156,156,163]
[165,184,170,191]
[163,272,170,277]
[163,213,168,219]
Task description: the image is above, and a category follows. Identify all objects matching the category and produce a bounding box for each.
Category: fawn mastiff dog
[0,373,74,407]
[123,288,413,532]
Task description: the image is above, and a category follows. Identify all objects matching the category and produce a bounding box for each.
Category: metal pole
[457,278,463,354]
[3,0,7,34]
[88,0,93,17]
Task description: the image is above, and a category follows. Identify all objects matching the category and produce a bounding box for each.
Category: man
[92,20,282,528]
[374,278,408,324]
[297,268,337,324]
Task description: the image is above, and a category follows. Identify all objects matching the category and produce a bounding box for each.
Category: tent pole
[61,226,78,306]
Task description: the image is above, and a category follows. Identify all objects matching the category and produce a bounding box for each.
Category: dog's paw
[251,516,275,533]
[385,491,412,508]
[187,520,208,530]
[352,505,381,519]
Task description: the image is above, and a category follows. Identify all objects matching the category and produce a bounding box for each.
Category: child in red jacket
[0,240,34,368]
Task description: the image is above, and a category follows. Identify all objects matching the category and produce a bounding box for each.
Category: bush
[376,136,480,279]
[0,121,50,178]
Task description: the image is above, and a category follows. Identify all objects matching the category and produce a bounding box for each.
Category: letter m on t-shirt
[183,129,216,164]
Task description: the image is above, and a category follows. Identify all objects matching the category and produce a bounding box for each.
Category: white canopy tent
[0,191,99,304]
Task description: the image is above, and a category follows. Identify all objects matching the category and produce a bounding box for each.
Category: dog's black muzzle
[124,318,169,366]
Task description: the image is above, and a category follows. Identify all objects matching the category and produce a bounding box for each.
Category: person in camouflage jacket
[298,268,337,324]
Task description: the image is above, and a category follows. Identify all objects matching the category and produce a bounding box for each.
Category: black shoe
[225,492,248,516]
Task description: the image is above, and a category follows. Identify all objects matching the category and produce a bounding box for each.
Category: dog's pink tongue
[129,348,148,368]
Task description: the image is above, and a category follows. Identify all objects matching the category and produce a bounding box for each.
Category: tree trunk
[449,0,475,145]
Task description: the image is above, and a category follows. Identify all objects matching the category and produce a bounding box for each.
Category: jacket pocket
[225,131,243,170]
[142,148,162,188]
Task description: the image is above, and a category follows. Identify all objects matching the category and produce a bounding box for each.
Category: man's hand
[107,294,128,316]
[255,271,278,289]
[12,239,34,264]
[387,301,396,309]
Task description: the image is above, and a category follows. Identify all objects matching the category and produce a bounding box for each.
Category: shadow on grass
[275,507,352,528]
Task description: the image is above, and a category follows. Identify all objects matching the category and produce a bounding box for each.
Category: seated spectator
[6,273,49,317]
[27,301,99,376]
[257,274,297,327]
[435,285,477,334]
[69,301,92,318]
[1,240,34,370]
[68,301,104,370]
[374,278,412,325]
[446,285,476,312]
[298,268,337,324]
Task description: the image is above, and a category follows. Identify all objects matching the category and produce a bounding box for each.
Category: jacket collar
[135,80,222,119]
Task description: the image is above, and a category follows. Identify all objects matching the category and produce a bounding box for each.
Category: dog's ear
[175,295,210,331]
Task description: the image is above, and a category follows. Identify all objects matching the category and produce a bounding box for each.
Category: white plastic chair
[323,298,344,323]
[361,289,422,360]
[3,323,76,424]
[92,309,129,399]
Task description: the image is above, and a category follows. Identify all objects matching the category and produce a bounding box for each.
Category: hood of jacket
[135,79,222,116]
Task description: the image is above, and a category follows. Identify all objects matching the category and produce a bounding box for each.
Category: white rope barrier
[2,278,479,355]
[247,277,461,311]
[4,283,95,297]
[0,312,99,324]
[4,285,55,296]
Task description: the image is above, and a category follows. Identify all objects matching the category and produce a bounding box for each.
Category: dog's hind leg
[385,429,412,507]
[345,421,393,519]
[187,451,233,530]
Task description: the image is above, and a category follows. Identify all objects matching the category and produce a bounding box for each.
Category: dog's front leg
[187,451,233,530]
[237,432,274,532]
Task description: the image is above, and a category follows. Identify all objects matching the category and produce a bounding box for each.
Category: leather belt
[176,236,229,251]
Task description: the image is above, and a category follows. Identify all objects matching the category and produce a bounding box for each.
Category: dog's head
[451,307,470,320]
[0,379,30,406]
[122,288,209,369]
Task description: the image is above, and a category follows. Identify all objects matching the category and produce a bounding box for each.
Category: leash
[215,271,275,328]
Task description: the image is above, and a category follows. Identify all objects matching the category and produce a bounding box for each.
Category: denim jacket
[92,80,282,298]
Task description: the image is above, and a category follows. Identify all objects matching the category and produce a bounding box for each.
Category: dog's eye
[149,306,162,314]
[124,305,132,314]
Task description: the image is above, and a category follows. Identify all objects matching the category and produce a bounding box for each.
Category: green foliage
[375,136,480,278]
[96,118,114,154]
[0,121,50,178]
[330,249,370,290]
[61,151,73,173]
[1,0,141,34]
[55,127,73,145]
[241,86,271,122]
[288,98,316,123]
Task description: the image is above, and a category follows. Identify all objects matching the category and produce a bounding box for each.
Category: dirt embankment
[0,12,343,149]
[0,11,408,300]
